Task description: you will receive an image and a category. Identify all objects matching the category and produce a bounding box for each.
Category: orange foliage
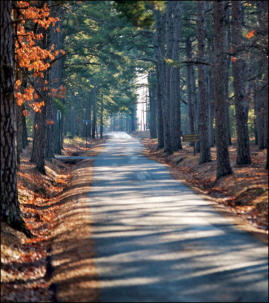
[15,1,65,111]
[231,56,237,62]
[32,101,45,112]
[246,30,255,39]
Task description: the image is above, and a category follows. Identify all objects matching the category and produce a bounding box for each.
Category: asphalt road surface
[89,131,268,302]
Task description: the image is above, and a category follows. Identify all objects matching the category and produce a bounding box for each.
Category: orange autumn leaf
[16,97,24,106]
[35,123,39,130]
[60,50,66,55]
[32,101,45,112]
[231,56,237,62]
[246,30,255,39]
[15,79,22,88]
[22,109,28,117]
[46,120,55,125]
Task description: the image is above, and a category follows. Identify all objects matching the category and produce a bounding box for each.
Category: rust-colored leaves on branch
[15,1,65,111]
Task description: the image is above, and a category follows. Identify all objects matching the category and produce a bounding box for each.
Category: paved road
[89,132,268,302]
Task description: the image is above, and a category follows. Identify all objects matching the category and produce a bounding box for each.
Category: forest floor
[1,137,104,302]
[133,131,268,243]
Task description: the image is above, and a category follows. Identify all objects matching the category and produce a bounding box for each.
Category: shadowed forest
[1,1,268,302]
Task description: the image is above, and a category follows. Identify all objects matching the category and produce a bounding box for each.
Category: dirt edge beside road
[49,158,99,302]
[132,132,268,245]
[48,140,105,302]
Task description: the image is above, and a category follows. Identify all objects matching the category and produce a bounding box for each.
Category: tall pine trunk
[186,38,195,138]
[47,4,64,158]
[213,1,233,179]
[224,4,232,145]
[91,88,97,139]
[0,0,30,235]
[156,64,164,148]
[100,95,103,139]
[148,72,157,138]
[153,9,166,150]
[231,1,251,165]
[170,1,182,151]
[197,1,211,163]
[162,4,173,154]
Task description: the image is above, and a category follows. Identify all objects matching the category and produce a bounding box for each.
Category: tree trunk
[162,4,173,154]
[197,1,211,163]
[263,61,268,169]
[186,38,195,139]
[208,68,215,147]
[31,104,46,174]
[170,1,182,151]
[190,62,200,152]
[153,9,165,149]
[148,72,157,138]
[85,94,91,138]
[55,110,62,154]
[100,95,103,139]
[30,20,49,172]
[47,4,64,158]
[91,88,97,139]
[231,1,251,165]
[156,64,164,148]
[224,4,232,145]
[213,1,233,179]
[254,80,265,149]
[259,1,268,168]
[0,0,30,235]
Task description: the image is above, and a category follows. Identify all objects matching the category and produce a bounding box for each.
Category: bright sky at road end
[136,73,148,131]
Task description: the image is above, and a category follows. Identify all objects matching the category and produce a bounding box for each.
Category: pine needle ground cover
[138,132,268,243]
[1,138,104,302]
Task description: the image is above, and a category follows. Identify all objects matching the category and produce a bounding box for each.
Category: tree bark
[30,19,49,172]
[254,80,265,149]
[213,1,233,179]
[259,1,268,168]
[162,4,173,154]
[224,4,232,145]
[31,101,46,174]
[0,0,30,235]
[197,1,211,163]
[100,95,104,139]
[148,72,157,138]
[87,93,92,138]
[231,1,251,165]
[153,9,165,149]
[91,88,97,139]
[186,38,195,139]
[47,4,64,158]
[156,64,164,148]
[170,1,182,151]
